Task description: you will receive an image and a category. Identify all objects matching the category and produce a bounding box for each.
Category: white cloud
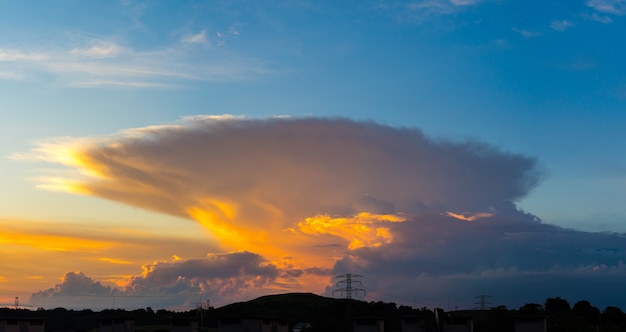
[0,49,48,61]
[0,38,269,88]
[587,0,626,15]
[182,30,209,45]
[407,0,483,17]
[550,20,575,31]
[512,28,542,38]
[449,0,481,5]
[69,41,124,58]
[0,70,24,80]
[582,12,614,23]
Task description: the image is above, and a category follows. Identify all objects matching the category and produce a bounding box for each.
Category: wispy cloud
[181,30,209,45]
[587,0,626,15]
[406,0,484,17]
[511,28,542,38]
[550,20,575,31]
[0,70,24,80]
[582,12,614,23]
[69,41,124,58]
[0,38,269,88]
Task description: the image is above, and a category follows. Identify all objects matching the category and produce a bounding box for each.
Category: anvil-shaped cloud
[24,116,538,260]
[22,116,626,309]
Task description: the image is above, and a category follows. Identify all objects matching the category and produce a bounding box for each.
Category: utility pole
[334,274,366,332]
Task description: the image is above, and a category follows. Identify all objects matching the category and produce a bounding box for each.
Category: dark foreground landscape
[1,293,624,332]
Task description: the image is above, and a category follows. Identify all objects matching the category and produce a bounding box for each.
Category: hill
[213,292,429,331]
[214,293,349,329]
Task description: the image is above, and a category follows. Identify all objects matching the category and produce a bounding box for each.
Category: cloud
[587,0,626,15]
[326,201,626,308]
[0,217,218,300]
[406,0,483,17]
[125,252,279,299]
[22,116,626,309]
[511,28,542,38]
[30,252,295,309]
[34,271,115,297]
[0,38,268,88]
[582,12,614,23]
[449,0,481,5]
[69,41,124,58]
[550,20,575,31]
[30,271,118,309]
[182,30,209,45]
[0,70,24,80]
[22,117,540,257]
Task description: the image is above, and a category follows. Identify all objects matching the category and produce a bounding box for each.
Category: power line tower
[334,274,366,332]
[14,297,18,310]
[333,274,366,299]
[474,295,492,310]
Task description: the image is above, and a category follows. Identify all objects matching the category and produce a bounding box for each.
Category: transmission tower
[333,273,366,299]
[14,297,18,309]
[474,295,492,310]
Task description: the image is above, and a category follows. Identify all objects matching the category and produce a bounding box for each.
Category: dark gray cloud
[126,251,279,297]
[30,271,118,309]
[30,252,289,309]
[327,203,626,309]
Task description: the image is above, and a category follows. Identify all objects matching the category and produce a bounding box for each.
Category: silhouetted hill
[213,293,432,331]
[215,293,347,330]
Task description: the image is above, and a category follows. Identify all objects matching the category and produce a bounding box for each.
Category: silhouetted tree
[545,297,572,332]
[601,306,625,332]
[573,300,601,325]
[519,303,543,314]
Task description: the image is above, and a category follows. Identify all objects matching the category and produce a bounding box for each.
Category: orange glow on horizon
[0,231,113,252]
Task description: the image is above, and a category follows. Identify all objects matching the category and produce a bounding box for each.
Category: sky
[1,0,625,312]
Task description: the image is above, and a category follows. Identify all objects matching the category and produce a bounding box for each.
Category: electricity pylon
[474,294,492,310]
[333,273,366,299]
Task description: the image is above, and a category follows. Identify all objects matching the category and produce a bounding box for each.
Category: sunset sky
[1,0,626,311]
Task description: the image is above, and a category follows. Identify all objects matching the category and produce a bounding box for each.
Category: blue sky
[1,0,625,310]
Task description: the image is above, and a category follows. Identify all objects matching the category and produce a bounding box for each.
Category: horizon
[0,291,614,313]
[1,1,626,312]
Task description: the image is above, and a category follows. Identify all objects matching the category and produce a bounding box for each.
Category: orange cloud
[99,258,134,265]
[0,230,112,252]
[294,212,405,250]
[445,211,494,221]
